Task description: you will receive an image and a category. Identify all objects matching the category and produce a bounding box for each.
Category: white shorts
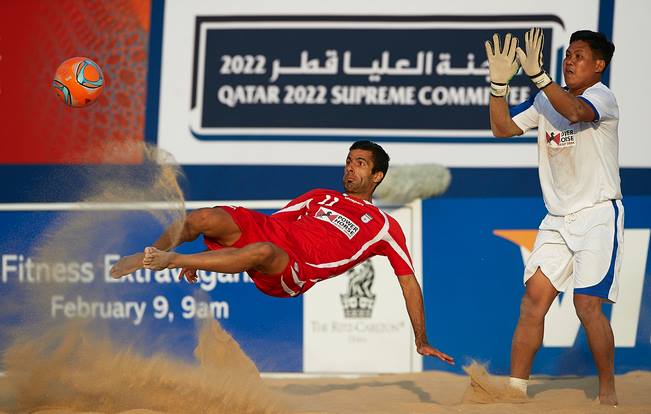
[524,200,624,302]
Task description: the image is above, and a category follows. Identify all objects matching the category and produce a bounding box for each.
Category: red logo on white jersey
[546,129,576,148]
[545,131,561,145]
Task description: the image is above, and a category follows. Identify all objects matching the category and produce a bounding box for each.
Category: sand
[1,319,650,414]
[263,369,651,414]
[0,321,284,414]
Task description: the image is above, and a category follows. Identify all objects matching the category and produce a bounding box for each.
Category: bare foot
[143,246,176,270]
[599,378,618,406]
[599,392,618,406]
[110,253,145,279]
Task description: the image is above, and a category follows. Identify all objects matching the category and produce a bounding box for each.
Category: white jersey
[512,82,621,215]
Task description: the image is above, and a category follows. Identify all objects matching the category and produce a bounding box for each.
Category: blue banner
[2,196,649,374]
[191,17,560,138]
[0,208,302,372]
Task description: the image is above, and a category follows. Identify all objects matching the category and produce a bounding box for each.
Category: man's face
[343,149,382,194]
[563,40,605,90]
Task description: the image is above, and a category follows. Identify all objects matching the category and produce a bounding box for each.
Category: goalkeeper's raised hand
[484,33,520,98]
[516,27,552,89]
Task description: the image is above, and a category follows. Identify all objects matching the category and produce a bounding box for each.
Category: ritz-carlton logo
[340,260,376,318]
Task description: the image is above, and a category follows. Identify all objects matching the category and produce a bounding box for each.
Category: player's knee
[574,295,602,322]
[248,242,277,265]
[186,208,212,231]
[186,207,227,233]
[519,294,548,322]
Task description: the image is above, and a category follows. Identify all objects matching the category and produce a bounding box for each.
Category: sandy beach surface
[1,320,649,414]
[2,369,651,414]
[262,368,651,414]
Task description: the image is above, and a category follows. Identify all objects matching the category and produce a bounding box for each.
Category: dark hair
[569,30,615,68]
[349,140,390,176]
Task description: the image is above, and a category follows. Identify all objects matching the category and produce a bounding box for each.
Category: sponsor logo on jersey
[361,213,373,223]
[315,207,360,239]
[340,260,376,318]
[546,128,575,147]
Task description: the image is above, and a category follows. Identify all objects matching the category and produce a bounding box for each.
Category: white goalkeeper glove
[516,27,552,89]
[484,32,520,97]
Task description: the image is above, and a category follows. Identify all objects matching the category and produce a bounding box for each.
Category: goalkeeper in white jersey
[485,28,621,405]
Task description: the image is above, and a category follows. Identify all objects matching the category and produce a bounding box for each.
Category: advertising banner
[155,0,610,167]
[303,204,422,373]
[3,195,647,375]
[0,201,421,373]
[190,19,555,137]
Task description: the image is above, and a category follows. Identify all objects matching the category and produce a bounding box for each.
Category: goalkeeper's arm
[489,94,524,137]
[484,33,525,137]
[539,83,597,123]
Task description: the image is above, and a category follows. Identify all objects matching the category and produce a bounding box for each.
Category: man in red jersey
[111,140,453,364]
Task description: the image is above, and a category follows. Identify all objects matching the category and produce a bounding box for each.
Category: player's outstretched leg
[110,207,242,279]
[109,252,145,279]
[574,294,618,406]
[142,242,289,275]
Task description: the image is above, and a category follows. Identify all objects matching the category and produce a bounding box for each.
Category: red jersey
[205,188,414,297]
[271,188,414,281]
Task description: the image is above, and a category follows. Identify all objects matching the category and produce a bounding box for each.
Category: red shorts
[203,206,314,298]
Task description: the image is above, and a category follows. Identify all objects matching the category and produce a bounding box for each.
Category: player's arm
[489,95,524,137]
[539,83,596,122]
[383,218,453,364]
[398,274,454,364]
[485,33,525,138]
[516,28,597,123]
